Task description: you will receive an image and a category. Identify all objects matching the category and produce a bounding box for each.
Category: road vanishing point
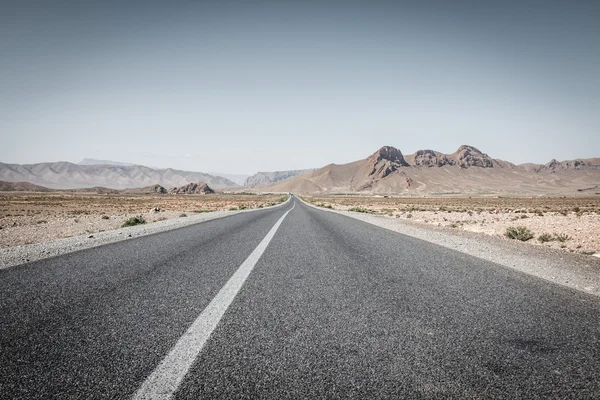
[1,197,599,399]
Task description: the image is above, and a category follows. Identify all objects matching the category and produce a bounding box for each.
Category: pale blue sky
[1,0,599,174]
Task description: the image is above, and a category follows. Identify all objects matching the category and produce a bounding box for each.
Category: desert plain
[0,192,286,248]
[303,195,600,256]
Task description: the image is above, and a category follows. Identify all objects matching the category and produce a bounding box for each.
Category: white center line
[132,201,295,400]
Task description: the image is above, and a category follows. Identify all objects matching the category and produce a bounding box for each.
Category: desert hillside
[0,162,238,190]
[259,145,600,195]
[244,169,314,187]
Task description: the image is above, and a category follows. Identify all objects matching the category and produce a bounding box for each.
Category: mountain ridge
[0,162,238,190]
[244,169,315,187]
[257,145,600,195]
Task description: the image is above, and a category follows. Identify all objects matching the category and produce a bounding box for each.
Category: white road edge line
[132,200,295,400]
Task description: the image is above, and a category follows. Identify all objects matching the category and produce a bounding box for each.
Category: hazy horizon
[2,0,599,174]
[2,140,596,177]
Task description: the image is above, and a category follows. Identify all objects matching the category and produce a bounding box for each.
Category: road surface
[1,197,599,399]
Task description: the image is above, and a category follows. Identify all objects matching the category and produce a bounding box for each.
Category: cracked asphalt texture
[1,199,599,399]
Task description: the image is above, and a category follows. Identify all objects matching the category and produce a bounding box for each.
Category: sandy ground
[0,193,287,248]
[304,195,600,257]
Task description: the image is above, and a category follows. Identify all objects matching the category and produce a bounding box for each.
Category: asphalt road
[1,197,599,399]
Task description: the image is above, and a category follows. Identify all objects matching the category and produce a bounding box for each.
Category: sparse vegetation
[554,233,571,242]
[229,207,238,211]
[537,233,554,243]
[317,203,333,209]
[505,226,534,241]
[194,209,213,213]
[0,192,287,248]
[179,213,187,218]
[122,216,146,227]
[348,207,374,214]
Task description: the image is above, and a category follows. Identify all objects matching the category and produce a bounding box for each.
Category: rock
[412,149,455,167]
[452,145,495,168]
[168,182,215,195]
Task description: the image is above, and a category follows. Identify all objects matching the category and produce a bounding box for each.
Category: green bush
[537,233,554,243]
[504,226,534,241]
[122,216,146,227]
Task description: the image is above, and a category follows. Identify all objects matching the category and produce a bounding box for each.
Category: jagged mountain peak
[371,146,408,165]
[455,144,483,153]
[452,145,495,168]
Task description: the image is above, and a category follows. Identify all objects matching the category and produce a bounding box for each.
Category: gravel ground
[301,199,600,297]
[0,197,291,270]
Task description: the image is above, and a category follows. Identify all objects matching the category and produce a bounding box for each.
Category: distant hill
[0,181,53,192]
[121,184,168,194]
[168,182,215,194]
[259,145,600,195]
[208,172,250,186]
[0,162,238,190]
[244,169,314,187]
[0,180,221,195]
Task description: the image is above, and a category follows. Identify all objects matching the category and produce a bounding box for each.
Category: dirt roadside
[0,193,287,248]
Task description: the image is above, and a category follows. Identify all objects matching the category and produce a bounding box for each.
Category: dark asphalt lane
[0,203,292,399]
[1,198,600,399]
[176,201,600,399]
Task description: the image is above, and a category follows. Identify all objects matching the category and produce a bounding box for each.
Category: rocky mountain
[0,162,238,190]
[258,145,600,195]
[535,158,600,173]
[168,182,215,194]
[244,169,314,187]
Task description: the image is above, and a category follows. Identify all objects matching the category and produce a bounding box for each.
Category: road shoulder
[300,198,600,297]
